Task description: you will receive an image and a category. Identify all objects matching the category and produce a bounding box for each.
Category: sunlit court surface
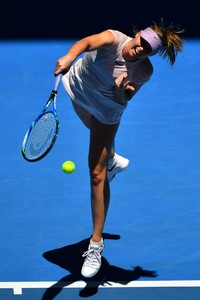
[0,39,200,299]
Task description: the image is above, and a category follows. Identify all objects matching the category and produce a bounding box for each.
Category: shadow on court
[42,233,157,299]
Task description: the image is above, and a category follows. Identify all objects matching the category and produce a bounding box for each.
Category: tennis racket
[22,74,62,162]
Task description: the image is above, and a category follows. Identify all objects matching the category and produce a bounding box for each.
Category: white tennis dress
[62,29,153,124]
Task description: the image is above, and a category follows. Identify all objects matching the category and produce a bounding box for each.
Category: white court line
[0,280,200,295]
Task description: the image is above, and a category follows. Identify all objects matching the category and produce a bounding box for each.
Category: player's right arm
[55,30,115,75]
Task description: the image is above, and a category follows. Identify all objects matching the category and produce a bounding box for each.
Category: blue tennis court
[0,39,200,299]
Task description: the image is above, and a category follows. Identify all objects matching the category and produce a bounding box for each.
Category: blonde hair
[150,19,185,66]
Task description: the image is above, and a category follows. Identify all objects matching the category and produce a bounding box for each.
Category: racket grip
[54,74,62,91]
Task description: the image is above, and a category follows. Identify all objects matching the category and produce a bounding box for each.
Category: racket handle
[54,74,62,91]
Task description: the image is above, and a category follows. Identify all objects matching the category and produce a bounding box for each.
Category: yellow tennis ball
[62,161,75,174]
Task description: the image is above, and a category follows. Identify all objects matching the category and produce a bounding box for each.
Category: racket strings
[24,112,58,160]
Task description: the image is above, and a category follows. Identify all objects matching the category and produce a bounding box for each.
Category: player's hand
[115,73,135,91]
[55,55,73,76]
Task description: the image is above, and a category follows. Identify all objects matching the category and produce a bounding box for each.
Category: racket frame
[22,74,62,162]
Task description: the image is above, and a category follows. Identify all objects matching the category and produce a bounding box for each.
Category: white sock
[90,238,103,247]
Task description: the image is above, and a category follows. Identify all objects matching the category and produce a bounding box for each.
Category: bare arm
[55,30,115,75]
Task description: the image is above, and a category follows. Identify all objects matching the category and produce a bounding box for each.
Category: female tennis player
[55,20,184,278]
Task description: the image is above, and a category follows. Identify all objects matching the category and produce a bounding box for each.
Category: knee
[89,167,106,186]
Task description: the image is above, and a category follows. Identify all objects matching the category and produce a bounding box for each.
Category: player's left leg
[81,115,119,278]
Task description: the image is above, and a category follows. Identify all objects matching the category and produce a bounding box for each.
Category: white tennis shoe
[81,239,104,278]
[107,153,129,182]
